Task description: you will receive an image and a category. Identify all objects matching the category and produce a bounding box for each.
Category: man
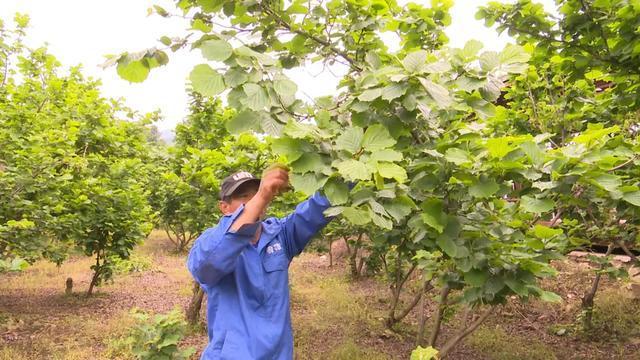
[187,167,333,359]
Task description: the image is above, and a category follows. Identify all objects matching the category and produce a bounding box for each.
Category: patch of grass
[327,340,389,360]
[583,287,640,342]
[468,325,557,360]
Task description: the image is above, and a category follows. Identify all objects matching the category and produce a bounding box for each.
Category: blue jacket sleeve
[187,205,259,287]
[281,192,333,260]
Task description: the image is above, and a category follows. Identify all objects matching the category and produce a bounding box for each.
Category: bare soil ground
[1,232,639,359]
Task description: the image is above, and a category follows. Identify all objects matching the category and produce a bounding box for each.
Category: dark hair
[221,181,259,203]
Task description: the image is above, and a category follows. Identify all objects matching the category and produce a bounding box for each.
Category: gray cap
[219,171,261,200]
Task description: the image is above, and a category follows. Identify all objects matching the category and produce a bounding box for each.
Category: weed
[468,325,557,360]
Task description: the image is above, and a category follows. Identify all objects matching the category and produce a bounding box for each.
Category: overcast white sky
[1,0,555,132]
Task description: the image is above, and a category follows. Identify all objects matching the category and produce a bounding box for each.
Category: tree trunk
[439,306,496,358]
[428,285,451,347]
[582,243,615,330]
[328,240,333,267]
[87,253,101,296]
[186,281,205,325]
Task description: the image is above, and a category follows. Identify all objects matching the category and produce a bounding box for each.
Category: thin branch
[428,284,451,347]
[439,306,496,358]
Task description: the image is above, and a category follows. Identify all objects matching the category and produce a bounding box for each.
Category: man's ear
[218,201,231,215]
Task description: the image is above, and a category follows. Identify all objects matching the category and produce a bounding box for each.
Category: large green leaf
[370,149,403,162]
[335,127,364,154]
[362,124,396,151]
[376,162,407,183]
[117,59,149,83]
[381,83,408,101]
[242,83,270,111]
[410,346,439,360]
[342,206,371,225]
[324,178,349,205]
[520,196,554,213]
[224,68,249,87]
[291,173,328,196]
[200,39,233,61]
[402,50,427,73]
[421,199,447,233]
[271,138,312,162]
[499,44,531,64]
[358,88,382,102]
[622,191,640,206]
[444,148,472,165]
[335,159,372,182]
[226,110,261,134]
[469,179,500,198]
[190,64,225,96]
[273,79,297,103]
[291,152,326,174]
[419,78,452,108]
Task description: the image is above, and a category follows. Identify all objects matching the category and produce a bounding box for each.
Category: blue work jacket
[187,192,332,360]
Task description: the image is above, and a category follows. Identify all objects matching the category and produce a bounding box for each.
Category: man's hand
[257,167,289,202]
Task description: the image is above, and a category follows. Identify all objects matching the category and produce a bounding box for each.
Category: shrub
[108,309,194,360]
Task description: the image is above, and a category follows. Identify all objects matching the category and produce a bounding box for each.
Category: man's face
[218,182,260,216]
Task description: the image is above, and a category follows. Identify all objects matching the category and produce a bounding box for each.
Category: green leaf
[242,83,270,111]
[479,51,500,71]
[520,196,554,213]
[200,39,233,61]
[358,88,382,101]
[335,159,372,182]
[419,78,452,108]
[532,225,563,239]
[386,196,415,222]
[273,79,298,100]
[421,199,447,234]
[324,178,349,205]
[622,191,640,206]
[520,141,544,166]
[499,44,531,64]
[377,162,407,183]
[362,124,396,151]
[271,138,311,162]
[437,235,457,257]
[226,110,261,134]
[539,290,562,303]
[381,83,408,101]
[371,211,393,229]
[469,179,500,198]
[117,59,149,83]
[464,269,489,287]
[411,346,439,360]
[291,153,325,174]
[189,64,225,96]
[290,173,328,196]
[370,149,403,162]
[224,68,249,87]
[444,148,472,165]
[591,174,621,192]
[402,50,427,73]
[335,127,364,154]
[462,40,483,57]
[342,207,371,225]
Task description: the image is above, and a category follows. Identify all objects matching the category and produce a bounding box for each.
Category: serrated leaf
[424,61,451,73]
[371,211,393,229]
[335,159,372,182]
[464,269,489,286]
[377,162,407,183]
[370,149,403,162]
[335,127,364,154]
[499,44,531,64]
[226,110,261,134]
[242,83,270,111]
[260,115,284,136]
[342,207,371,225]
[421,199,447,233]
[273,79,297,99]
[283,120,316,139]
[291,153,325,174]
[271,138,312,162]
[591,174,621,192]
[324,206,345,217]
[362,124,396,151]
[469,179,499,198]
[521,141,544,166]
[358,88,382,101]
[224,68,249,87]
[190,64,225,96]
[444,148,472,165]
[436,235,457,257]
[419,78,452,108]
[117,59,150,83]
[479,51,500,71]
[622,191,640,206]
[386,195,415,222]
[410,346,439,360]
[324,178,349,205]
[381,83,408,101]
[290,173,328,196]
[520,196,554,213]
[532,225,563,239]
[200,39,233,61]
[462,40,484,57]
[402,50,427,73]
